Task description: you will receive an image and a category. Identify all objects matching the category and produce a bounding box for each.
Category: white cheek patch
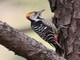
[35,19,40,22]
[30,14,40,22]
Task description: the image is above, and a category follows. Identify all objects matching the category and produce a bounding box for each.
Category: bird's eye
[34,12,37,14]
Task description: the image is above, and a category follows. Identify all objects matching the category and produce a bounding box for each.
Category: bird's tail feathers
[51,41,64,56]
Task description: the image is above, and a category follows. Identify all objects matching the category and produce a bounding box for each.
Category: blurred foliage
[0,0,54,60]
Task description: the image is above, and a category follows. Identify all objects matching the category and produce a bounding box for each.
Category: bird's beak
[38,9,45,15]
[39,9,45,14]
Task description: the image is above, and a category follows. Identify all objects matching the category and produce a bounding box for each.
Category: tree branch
[0,21,66,60]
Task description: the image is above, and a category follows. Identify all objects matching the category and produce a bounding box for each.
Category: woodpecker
[26,9,64,55]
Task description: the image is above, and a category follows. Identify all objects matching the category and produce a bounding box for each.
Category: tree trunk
[48,0,80,60]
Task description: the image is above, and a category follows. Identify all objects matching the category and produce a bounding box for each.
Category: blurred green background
[0,0,55,60]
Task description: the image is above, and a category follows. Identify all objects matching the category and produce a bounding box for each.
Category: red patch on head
[26,16,30,19]
[26,12,32,20]
[54,35,58,41]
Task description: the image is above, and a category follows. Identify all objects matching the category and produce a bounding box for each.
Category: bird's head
[26,9,45,22]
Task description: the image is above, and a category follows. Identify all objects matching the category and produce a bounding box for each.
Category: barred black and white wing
[41,19,58,35]
[31,20,54,42]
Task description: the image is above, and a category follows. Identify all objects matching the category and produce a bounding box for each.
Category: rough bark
[48,0,80,60]
[0,21,66,60]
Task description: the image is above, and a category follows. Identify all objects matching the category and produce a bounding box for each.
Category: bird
[26,9,64,56]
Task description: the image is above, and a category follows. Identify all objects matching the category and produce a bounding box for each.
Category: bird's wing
[41,19,58,33]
